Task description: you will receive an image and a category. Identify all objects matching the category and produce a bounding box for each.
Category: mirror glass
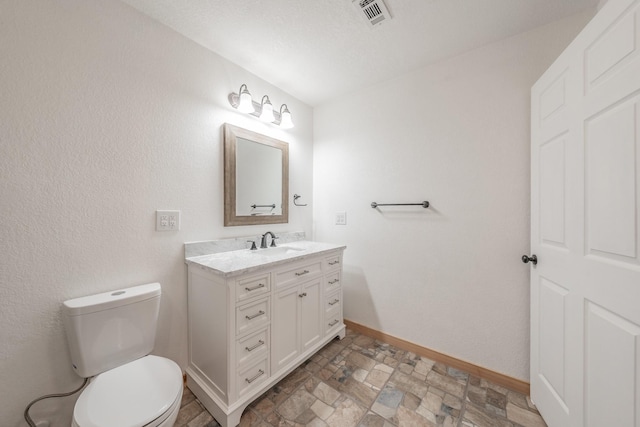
[224,124,289,226]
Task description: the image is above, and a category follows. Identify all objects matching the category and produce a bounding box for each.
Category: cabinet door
[299,278,321,352]
[272,286,299,372]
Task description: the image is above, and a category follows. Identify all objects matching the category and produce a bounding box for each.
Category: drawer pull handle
[245,369,265,384]
[245,310,265,320]
[329,260,340,265]
[328,279,339,285]
[329,299,340,306]
[245,340,265,352]
[298,292,307,298]
[328,319,339,327]
[295,270,310,276]
[245,283,265,292]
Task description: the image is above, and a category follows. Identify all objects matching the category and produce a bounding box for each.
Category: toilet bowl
[71,355,183,427]
[62,283,183,427]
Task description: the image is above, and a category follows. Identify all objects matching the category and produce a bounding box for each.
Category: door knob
[522,254,537,265]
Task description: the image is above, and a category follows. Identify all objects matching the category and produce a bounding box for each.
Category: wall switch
[156,210,180,231]
[335,211,347,225]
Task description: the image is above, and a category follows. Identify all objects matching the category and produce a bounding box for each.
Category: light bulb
[259,95,275,122]
[237,84,254,113]
[279,104,294,129]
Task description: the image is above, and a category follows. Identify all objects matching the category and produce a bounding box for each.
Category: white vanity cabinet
[185,244,345,427]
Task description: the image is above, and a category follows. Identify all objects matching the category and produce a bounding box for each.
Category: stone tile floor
[176,329,546,427]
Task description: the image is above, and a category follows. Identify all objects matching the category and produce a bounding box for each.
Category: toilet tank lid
[63,283,161,316]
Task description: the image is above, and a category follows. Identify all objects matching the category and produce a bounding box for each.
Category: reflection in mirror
[224,124,289,226]
[236,137,282,216]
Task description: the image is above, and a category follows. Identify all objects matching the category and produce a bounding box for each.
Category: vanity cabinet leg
[227,409,244,427]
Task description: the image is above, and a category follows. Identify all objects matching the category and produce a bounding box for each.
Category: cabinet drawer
[325,254,342,270]
[237,357,269,397]
[325,291,342,314]
[275,260,322,289]
[236,327,269,368]
[236,273,270,303]
[325,271,341,293]
[236,298,270,336]
[325,311,343,334]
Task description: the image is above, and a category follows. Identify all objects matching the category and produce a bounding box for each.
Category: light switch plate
[335,211,347,225]
[156,210,180,231]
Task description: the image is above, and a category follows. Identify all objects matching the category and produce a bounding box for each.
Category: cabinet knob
[298,292,307,298]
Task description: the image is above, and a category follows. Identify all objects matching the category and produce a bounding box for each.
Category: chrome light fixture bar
[228,84,294,129]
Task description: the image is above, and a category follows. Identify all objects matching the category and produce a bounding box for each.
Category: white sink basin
[251,246,306,257]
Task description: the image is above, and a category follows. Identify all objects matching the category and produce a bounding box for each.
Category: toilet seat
[72,355,183,427]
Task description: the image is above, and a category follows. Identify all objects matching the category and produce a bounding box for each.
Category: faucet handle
[247,240,258,250]
[270,237,279,247]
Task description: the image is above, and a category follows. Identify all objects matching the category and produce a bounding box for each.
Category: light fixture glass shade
[259,95,275,122]
[279,104,294,129]
[237,84,254,113]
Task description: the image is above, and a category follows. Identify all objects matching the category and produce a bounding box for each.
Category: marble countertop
[185,240,346,278]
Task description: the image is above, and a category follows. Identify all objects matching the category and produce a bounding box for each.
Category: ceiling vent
[352,0,392,28]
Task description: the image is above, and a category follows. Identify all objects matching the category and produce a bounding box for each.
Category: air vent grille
[352,0,391,28]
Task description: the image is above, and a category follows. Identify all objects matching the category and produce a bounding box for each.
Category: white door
[530,1,640,426]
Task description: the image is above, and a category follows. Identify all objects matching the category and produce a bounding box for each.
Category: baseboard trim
[344,319,530,395]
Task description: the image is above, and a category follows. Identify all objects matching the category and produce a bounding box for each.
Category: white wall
[0,1,313,425]
[313,11,594,381]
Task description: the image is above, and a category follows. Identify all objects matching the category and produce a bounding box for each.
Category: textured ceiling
[120,0,599,106]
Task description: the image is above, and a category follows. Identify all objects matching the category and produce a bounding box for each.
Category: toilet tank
[63,283,161,378]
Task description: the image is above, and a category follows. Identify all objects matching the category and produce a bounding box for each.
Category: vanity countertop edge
[185,240,346,278]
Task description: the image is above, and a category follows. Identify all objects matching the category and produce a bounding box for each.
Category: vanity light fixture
[259,95,275,122]
[278,104,294,129]
[228,84,294,129]
[236,84,254,113]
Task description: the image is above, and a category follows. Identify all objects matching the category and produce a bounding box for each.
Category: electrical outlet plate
[156,210,180,231]
[336,211,347,225]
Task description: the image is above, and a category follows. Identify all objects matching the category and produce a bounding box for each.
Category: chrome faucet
[260,231,277,249]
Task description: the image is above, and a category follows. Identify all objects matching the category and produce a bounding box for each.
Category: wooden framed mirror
[223,124,289,226]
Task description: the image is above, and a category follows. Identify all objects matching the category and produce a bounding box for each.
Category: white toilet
[63,282,183,427]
